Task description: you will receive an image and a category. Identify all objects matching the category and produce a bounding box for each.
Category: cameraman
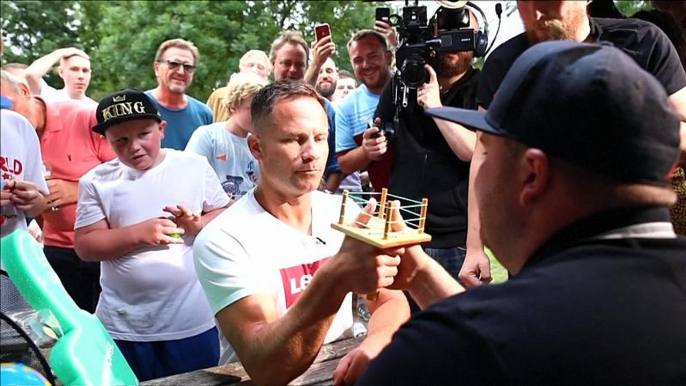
[369,8,481,297]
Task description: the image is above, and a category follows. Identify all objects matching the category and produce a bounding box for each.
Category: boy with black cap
[353,41,686,385]
[73,89,230,381]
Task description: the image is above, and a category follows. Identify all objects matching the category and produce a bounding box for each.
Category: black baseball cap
[426,41,681,185]
[92,89,162,135]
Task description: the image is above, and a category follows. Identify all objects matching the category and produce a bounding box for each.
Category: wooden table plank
[141,337,363,386]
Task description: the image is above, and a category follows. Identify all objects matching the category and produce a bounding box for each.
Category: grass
[486,248,508,284]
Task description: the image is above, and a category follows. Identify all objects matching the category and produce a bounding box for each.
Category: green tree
[5,0,655,101]
[1,0,386,101]
[0,0,85,86]
[89,0,384,100]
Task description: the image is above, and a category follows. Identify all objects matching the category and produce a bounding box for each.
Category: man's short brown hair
[269,31,310,65]
[347,29,388,52]
[155,38,200,64]
[251,80,324,132]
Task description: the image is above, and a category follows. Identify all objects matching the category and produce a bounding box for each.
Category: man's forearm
[235,268,348,386]
[363,289,410,347]
[466,142,484,255]
[338,147,372,175]
[433,118,477,162]
[25,49,65,83]
[304,63,322,87]
[407,255,464,310]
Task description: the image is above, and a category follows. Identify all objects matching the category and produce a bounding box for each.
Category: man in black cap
[462,0,686,286]
[74,89,229,381]
[353,41,686,385]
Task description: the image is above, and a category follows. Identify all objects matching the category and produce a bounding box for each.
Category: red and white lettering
[279,257,331,308]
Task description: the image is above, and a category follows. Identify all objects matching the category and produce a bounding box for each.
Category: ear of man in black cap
[427,41,681,185]
[92,89,162,135]
[355,41,686,386]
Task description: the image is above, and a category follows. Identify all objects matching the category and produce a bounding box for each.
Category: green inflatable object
[1,230,139,386]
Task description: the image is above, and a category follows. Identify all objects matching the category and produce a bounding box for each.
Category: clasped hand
[337,199,429,294]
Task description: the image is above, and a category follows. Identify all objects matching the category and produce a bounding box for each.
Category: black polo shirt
[477,17,686,108]
[358,206,686,385]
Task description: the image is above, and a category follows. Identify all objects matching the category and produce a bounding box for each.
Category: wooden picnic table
[141,336,363,385]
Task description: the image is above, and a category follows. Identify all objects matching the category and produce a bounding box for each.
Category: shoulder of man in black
[443,66,481,110]
[475,32,530,109]
[356,289,508,386]
[594,16,686,95]
[359,233,686,385]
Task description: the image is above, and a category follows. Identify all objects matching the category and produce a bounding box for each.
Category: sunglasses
[157,59,196,73]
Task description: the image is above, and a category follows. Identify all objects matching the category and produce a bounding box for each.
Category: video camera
[371,1,497,142]
[387,1,488,89]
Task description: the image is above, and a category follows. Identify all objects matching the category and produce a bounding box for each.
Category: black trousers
[44,246,101,313]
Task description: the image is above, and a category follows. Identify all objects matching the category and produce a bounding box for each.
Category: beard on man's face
[316,81,336,99]
[435,51,474,78]
[525,11,586,45]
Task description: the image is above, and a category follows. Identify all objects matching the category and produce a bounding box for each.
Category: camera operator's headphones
[435,0,490,58]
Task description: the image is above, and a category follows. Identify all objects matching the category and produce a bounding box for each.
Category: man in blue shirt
[146,38,213,150]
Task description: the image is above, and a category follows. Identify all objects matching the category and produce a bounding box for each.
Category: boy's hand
[135,217,185,246]
[163,204,204,236]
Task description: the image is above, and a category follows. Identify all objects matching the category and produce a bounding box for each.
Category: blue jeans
[405,246,467,314]
[423,246,467,280]
[45,246,101,313]
[115,327,220,381]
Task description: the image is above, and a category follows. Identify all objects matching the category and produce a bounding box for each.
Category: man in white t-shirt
[73,89,230,381]
[193,81,410,385]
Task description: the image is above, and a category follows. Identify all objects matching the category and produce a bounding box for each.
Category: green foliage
[1,0,83,85]
[1,0,388,101]
[1,0,652,101]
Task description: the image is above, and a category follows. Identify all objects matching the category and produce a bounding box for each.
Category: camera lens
[401,53,428,88]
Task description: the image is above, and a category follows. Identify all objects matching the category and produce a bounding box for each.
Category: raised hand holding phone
[315,23,331,42]
[375,7,390,22]
[374,7,398,48]
[311,23,336,68]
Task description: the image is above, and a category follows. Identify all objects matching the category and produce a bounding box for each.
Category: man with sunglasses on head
[146,38,213,150]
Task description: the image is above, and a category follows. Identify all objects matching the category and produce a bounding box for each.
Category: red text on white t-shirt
[279,257,331,308]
